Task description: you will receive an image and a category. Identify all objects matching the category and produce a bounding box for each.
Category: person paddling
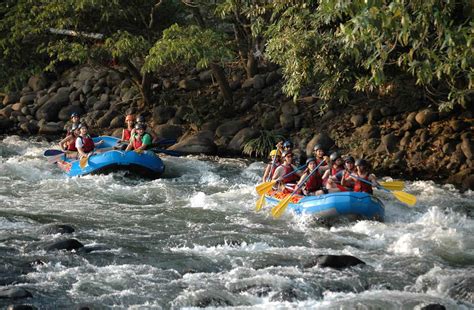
[297,157,323,195]
[271,151,302,193]
[340,156,356,191]
[131,115,159,143]
[59,124,80,158]
[313,144,329,173]
[350,159,378,194]
[75,123,102,159]
[126,123,152,151]
[262,149,281,182]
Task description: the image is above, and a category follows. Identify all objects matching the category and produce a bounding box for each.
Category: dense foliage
[0,0,471,110]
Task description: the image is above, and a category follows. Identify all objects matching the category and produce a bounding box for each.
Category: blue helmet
[70,112,79,118]
[283,140,293,148]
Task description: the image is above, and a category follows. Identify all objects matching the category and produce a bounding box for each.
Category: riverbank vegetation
[1,0,472,110]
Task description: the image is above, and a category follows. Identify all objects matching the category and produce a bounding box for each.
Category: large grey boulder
[215,120,246,138]
[305,133,335,156]
[35,91,70,121]
[153,124,183,140]
[169,130,217,154]
[227,127,259,153]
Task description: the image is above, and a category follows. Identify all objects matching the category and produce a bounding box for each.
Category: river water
[0,135,473,309]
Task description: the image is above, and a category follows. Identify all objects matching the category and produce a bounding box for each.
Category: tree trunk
[123,58,152,108]
[210,63,233,104]
[246,50,258,78]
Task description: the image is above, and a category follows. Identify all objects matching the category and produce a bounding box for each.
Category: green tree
[265,0,473,110]
[1,0,182,106]
[144,24,235,103]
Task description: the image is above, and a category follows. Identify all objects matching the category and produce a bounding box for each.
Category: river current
[1,136,473,309]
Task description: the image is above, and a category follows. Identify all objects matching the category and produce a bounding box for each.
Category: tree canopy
[0,0,471,110]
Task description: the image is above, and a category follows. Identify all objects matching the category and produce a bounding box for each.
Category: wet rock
[215,120,246,138]
[38,223,75,235]
[381,133,400,154]
[356,124,380,139]
[415,109,438,126]
[152,105,176,125]
[420,304,446,310]
[279,113,294,129]
[3,92,20,105]
[351,114,365,127]
[19,122,38,135]
[109,115,124,129]
[368,108,382,124]
[461,137,473,160]
[304,255,366,269]
[266,71,281,86]
[38,123,62,135]
[19,94,36,105]
[7,304,37,310]
[227,127,258,153]
[58,106,85,121]
[253,74,266,89]
[270,288,298,302]
[0,287,32,299]
[35,91,70,121]
[241,77,254,88]
[198,69,213,82]
[45,239,84,252]
[96,110,120,128]
[169,130,217,154]
[153,124,183,139]
[306,133,335,156]
[0,117,14,132]
[178,79,200,91]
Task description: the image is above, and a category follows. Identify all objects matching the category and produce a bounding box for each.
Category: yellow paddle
[379,181,404,191]
[352,175,416,206]
[271,160,326,218]
[79,156,88,169]
[255,163,307,196]
[256,193,266,211]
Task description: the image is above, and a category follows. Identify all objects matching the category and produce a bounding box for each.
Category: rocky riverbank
[0,65,472,190]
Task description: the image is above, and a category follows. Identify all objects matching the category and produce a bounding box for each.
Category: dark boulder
[420,304,446,310]
[45,239,84,252]
[304,255,366,269]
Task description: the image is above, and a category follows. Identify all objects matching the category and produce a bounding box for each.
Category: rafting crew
[262,149,282,182]
[76,123,103,159]
[271,151,302,193]
[297,157,323,195]
[126,123,152,151]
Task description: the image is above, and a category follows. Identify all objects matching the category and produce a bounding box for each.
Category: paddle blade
[256,194,266,211]
[255,180,276,196]
[271,195,293,218]
[134,149,144,154]
[392,190,417,206]
[44,149,64,156]
[79,156,88,169]
[379,181,404,191]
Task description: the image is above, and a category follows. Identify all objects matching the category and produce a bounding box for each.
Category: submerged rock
[0,287,32,299]
[304,255,366,269]
[38,223,75,235]
[45,239,84,252]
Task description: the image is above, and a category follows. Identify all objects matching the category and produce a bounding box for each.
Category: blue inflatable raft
[56,136,165,179]
[265,191,385,221]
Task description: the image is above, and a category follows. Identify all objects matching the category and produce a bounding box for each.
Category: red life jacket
[316,158,327,167]
[305,171,322,192]
[123,128,132,141]
[331,166,344,178]
[281,164,299,184]
[342,171,355,189]
[67,135,77,151]
[354,175,373,194]
[132,133,150,150]
[80,135,95,153]
[269,161,280,180]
